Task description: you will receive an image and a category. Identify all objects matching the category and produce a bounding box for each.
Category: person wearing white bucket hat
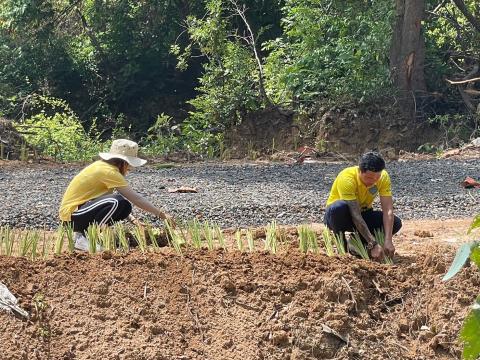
[59,139,175,251]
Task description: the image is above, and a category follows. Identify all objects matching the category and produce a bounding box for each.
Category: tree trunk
[390,0,426,118]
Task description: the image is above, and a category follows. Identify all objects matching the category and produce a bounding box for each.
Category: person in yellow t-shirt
[59,139,175,251]
[324,152,402,261]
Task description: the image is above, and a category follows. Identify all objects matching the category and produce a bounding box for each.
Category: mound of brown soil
[0,243,476,360]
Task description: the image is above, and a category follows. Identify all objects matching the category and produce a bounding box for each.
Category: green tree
[264,0,394,106]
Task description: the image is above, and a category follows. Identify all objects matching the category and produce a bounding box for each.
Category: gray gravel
[1,159,480,229]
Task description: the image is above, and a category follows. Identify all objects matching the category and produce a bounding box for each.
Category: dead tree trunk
[390,0,426,119]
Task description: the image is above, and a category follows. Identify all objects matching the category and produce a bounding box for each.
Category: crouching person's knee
[393,216,402,235]
[114,194,132,220]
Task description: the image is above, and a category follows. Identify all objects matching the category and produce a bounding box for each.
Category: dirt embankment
[0,241,477,360]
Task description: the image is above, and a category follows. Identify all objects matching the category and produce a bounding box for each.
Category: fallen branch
[446,76,480,85]
[341,277,358,312]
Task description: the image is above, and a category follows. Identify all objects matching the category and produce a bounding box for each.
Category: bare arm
[117,186,169,219]
[380,195,395,257]
[345,200,377,248]
[380,196,394,242]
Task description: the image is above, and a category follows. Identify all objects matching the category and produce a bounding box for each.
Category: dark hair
[102,158,129,175]
[359,151,385,173]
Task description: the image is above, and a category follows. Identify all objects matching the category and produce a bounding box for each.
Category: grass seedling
[246,229,255,252]
[333,232,346,256]
[308,228,320,254]
[132,224,147,252]
[41,230,48,259]
[322,228,335,257]
[373,228,393,264]
[86,224,100,254]
[55,225,65,255]
[298,225,320,254]
[164,219,183,255]
[100,226,115,251]
[188,219,202,249]
[30,230,40,260]
[145,223,160,250]
[298,225,309,253]
[3,226,16,257]
[265,220,278,254]
[235,230,244,252]
[214,224,226,250]
[114,222,129,251]
[64,223,74,253]
[18,230,29,257]
[349,232,370,260]
[202,221,215,250]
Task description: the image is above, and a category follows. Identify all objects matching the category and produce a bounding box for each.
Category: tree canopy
[0,0,479,157]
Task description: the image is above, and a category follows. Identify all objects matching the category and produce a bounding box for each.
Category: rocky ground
[1,159,479,229]
[1,158,479,360]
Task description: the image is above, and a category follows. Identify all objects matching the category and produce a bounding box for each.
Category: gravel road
[1,159,479,229]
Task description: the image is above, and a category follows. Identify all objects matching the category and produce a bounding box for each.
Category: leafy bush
[172,0,266,155]
[443,216,480,359]
[264,0,394,106]
[13,95,104,162]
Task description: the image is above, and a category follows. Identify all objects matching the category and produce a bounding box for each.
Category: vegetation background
[0,0,479,160]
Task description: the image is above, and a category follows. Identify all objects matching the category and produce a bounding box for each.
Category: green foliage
[444,214,480,359]
[264,0,394,106]
[428,114,480,149]
[173,0,274,154]
[461,297,480,360]
[13,95,104,162]
[142,113,180,156]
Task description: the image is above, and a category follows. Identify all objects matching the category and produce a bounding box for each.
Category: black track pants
[323,200,402,240]
[70,193,132,233]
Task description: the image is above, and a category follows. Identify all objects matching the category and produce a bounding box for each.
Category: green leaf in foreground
[461,298,480,360]
[442,242,475,281]
[468,215,480,234]
[470,246,480,270]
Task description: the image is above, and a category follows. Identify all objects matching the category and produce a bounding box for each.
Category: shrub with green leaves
[443,215,480,360]
[264,0,394,105]
[13,95,104,162]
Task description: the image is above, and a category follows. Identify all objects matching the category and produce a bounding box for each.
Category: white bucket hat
[99,139,147,167]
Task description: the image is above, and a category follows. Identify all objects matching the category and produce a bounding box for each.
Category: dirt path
[0,218,477,360]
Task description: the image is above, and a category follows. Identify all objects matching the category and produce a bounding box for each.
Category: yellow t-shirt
[59,161,128,221]
[326,166,392,209]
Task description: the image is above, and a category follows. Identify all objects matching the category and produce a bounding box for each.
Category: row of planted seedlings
[0,221,393,263]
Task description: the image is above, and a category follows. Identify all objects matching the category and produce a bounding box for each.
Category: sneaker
[74,232,89,251]
[74,232,103,252]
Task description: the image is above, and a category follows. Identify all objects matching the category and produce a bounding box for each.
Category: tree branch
[451,0,480,33]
